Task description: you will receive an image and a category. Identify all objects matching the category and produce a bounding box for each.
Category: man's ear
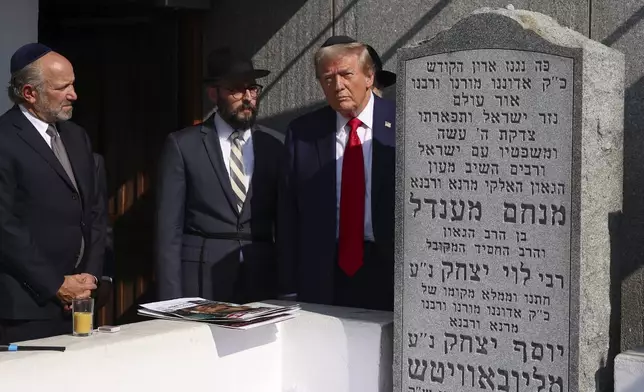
[206,86,219,104]
[22,84,39,104]
[365,71,374,89]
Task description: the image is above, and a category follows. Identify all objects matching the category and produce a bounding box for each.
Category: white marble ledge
[274,301,394,392]
[617,347,644,358]
[0,302,393,392]
[0,317,281,392]
[0,318,206,359]
[615,348,644,392]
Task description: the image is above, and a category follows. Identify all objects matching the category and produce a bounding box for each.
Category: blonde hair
[314,42,375,79]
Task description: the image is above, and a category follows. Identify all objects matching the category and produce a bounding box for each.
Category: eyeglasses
[218,84,263,99]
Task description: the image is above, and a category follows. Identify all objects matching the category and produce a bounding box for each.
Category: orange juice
[73,312,93,336]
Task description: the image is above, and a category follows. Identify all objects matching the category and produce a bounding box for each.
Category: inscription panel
[403,49,573,392]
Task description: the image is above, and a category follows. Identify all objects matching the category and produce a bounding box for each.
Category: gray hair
[7,62,43,105]
[314,42,375,79]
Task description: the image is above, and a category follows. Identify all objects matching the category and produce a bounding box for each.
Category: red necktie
[338,117,365,277]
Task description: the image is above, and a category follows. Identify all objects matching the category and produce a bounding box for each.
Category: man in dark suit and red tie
[155,47,284,304]
[279,36,395,311]
[0,43,104,343]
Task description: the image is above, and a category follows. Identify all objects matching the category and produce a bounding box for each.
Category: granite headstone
[394,7,623,392]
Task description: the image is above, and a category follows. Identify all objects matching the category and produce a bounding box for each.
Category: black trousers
[332,241,394,311]
[0,314,72,344]
[231,261,248,304]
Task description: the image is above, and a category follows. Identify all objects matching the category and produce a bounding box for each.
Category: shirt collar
[336,92,375,133]
[19,104,51,135]
[214,112,251,142]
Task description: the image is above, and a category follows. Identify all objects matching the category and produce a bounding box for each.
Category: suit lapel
[371,96,395,217]
[201,118,239,215]
[12,108,77,192]
[58,121,91,208]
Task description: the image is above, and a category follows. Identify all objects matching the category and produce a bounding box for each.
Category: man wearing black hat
[365,45,397,97]
[155,47,283,303]
[0,43,104,343]
[278,36,395,311]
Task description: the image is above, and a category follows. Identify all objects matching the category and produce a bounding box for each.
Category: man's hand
[75,273,98,284]
[56,274,97,304]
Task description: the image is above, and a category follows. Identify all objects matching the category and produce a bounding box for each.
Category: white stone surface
[0,302,393,392]
[0,319,282,392]
[278,302,393,392]
[615,348,644,392]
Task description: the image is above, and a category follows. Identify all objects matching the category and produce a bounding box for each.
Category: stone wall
[0,0,39,112]
[202,0,590,131]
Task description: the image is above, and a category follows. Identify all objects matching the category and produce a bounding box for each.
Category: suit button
[80,221,86,227]
[72,194,78,200]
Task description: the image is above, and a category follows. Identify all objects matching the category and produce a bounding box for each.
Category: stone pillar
[393,7,624,392]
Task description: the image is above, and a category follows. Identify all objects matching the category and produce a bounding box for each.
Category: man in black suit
[91,153,109,274]
[279,36,396,311]
[155,47,283,304]
[0,43,103,343]
[91,152,113,311]
[365,44,396,98]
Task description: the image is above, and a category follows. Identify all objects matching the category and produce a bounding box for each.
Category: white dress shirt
[335,92,375,241]
[214,112,254,189]
[20,105,52,148]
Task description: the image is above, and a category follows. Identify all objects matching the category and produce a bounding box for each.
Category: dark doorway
[39,0,205,324]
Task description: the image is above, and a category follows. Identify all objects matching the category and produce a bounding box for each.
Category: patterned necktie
[229,130,247,212]
[46,124,84,267]
[338,117,365,277]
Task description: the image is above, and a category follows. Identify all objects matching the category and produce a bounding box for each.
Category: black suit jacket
[0,105,103,320]
[155,116,284,302]
[90,153,108,272]
[279,95,396,309]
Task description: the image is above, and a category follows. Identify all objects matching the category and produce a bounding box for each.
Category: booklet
[137,297,300,330]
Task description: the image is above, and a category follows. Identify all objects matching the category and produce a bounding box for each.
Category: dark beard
[218,100,258,130]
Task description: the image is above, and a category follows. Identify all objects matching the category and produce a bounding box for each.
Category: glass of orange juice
[72,298,94,337]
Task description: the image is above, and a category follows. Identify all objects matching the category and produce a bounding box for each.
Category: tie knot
[347,117,362,133]
[230,130,244,142]
[46,124,58,138]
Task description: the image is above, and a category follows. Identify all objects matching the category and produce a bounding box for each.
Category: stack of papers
[138,297,300,330]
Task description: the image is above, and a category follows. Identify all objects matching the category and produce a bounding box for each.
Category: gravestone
[394,7,623,392]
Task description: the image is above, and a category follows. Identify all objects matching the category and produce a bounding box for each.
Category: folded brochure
[138,297,300,329]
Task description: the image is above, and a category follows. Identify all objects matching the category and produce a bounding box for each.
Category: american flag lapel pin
[385,121,392,128]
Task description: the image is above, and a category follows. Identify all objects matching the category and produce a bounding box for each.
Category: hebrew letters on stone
[402,48,572,392]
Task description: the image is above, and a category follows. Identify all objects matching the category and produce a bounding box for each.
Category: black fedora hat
[366,45,396,88]
[204,47,270,83]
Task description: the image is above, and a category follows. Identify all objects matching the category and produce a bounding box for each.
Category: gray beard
[34,96,72,123]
